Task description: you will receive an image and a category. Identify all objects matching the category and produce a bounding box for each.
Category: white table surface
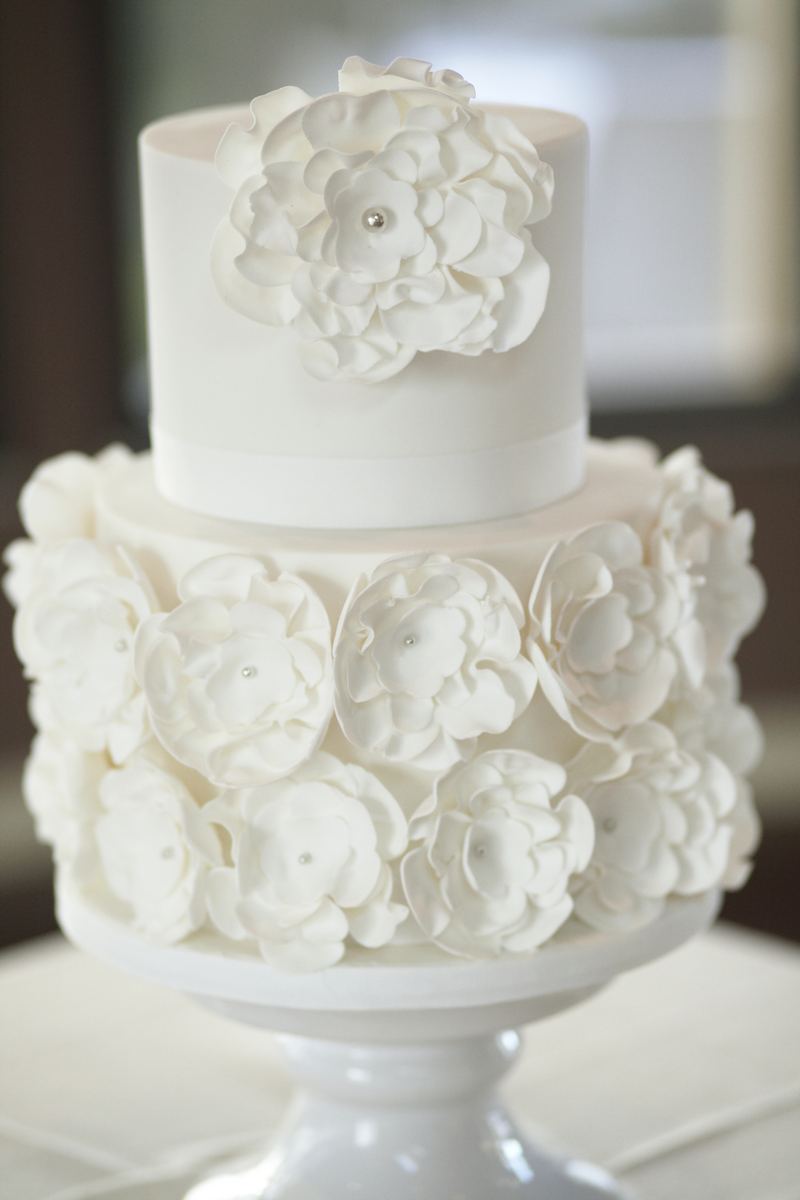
[0,923,798,1200]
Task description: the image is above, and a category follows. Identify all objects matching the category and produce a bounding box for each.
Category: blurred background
[0,0,797,949]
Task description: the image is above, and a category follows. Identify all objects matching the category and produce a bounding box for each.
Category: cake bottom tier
[8,436,763,971]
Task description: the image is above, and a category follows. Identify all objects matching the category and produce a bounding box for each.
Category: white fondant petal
[490,239,550,351]
[215,87,313,186]
[430,191,483,264]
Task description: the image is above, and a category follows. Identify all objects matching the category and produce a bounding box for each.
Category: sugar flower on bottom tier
[334,553,536,771]
[401,750,594,958]
[3,444,134,609]
[571,723,747,933]
[135,555,333,789]
[527,521,704,742]
[640,446,765,672]
[95,747,222,943]
[656,663,764,779]
[212,56,554,382]
[653,666,763,892]
[204,752,408,971]
[722,779,761,890]
[23,732,107,877]
[13,539,156,764]
[18,444,132,544]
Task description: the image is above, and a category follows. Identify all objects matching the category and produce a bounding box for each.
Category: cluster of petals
[13,539,155,764]
[401,750,594,957]
[204,752,408,970]
[3,444,133,610]
[640,446,765,671]
[570,722,747,933]
[527,521,704,741]
[656,663,763,779]
[23,732,107,876]
[334,553,536,771]
[135,555,333,788]
[96,746,222,943]
[213,56,554,382]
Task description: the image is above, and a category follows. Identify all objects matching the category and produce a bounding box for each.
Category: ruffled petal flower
[203,752,408,970]
[13,540,156,763]
[338,56,476,103]
[334,553,536,771]
[401,750,594,958]
[570,722,745,933]
[3,445,134,610]
[212,57,553,382]
[639,446,765,671]
[656,663,764,778]
[527,522,702,741]
[22,732,107,877]
[135,555,333,788]
[18,444,133,544]
[3,538,40,610]
[722,779,761,890]
[96,746,222,943]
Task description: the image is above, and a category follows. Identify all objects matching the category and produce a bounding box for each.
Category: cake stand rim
[56,882,720,1014]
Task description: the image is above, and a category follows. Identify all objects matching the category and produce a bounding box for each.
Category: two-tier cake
[5,58,765,972]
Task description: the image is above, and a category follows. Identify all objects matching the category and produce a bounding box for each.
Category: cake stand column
[183,1029,630,1199]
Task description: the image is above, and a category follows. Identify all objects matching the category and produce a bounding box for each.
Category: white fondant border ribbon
[151,417,587,530]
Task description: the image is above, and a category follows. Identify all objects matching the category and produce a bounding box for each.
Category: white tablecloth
[1,924,798,1200]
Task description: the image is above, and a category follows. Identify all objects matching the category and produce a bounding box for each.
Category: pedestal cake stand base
[58,886,720,1199]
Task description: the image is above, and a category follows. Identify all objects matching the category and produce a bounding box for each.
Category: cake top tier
[140,57,587,529]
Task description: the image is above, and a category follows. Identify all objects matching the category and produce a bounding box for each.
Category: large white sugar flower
[204,752,408,971]
[641,446,765,671]
[334,553,536,771]
[23,732,107,876]
[3,444,133,610]
[527,522,703,742]
[657,663,764,778]
[13,540,155,763]
[213,56,554,382]
[401,750,594,958]
[135,555,333,789]
[571,723,738,933]
[96,749,223,943]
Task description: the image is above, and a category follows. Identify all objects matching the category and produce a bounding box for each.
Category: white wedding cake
[6,58,765,972]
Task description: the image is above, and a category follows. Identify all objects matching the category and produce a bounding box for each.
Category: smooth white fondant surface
[152,419,586,529]
[139,103,587,527]
[96,439,657,616]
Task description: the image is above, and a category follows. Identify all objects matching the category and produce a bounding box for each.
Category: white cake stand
[57,884,719,1199]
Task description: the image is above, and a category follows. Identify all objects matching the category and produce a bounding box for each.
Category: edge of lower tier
[96,437,660,615]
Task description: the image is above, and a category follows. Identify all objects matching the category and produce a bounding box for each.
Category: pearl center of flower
[363,208,386,230]
[298,852,313,865]
[241,665,258,679]
[403,634,417,647]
